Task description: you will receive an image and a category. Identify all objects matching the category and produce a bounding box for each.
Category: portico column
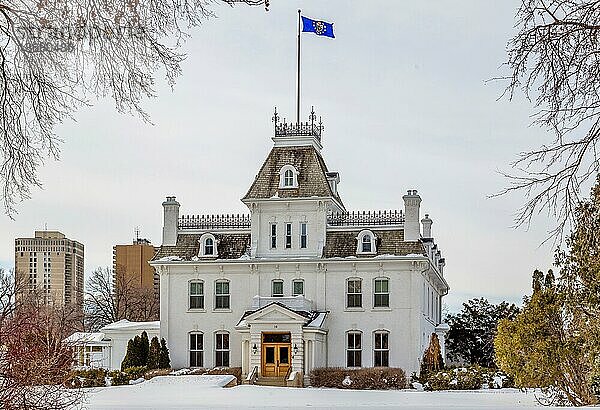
[249,330,261,376]
[291,330,304,374]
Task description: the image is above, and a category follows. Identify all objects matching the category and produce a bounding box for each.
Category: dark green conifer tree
[158,338,171,369]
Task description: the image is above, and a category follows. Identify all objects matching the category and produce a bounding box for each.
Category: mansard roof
[323,229,426,258]
[152,233,250,261]
[242,146,343,205]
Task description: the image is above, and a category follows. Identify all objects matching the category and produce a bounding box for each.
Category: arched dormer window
[356,230,377,255]
[279,165,299,189]
[198,233,218,258]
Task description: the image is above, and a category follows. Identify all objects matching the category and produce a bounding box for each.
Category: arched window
[373,278,389,308]
[346,278,362,308]
[204,237,214,255]
[279,165,299,189]
[284,169,294,187]
[189,280,204,309]
[356,230,377,255]
[215,332,230,367]
[362,235,372,253]
[189,332,204,367]
[346,331,362,367]
[373,330,389,367]
[215,280,230,309]
[198,233,218,258]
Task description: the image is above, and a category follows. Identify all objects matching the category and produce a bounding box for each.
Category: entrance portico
[235,298,327,384]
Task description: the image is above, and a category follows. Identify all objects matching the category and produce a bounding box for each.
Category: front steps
[256,376,287,387]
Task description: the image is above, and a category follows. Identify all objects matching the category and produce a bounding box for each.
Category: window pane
[293,281,304,296]
[272,281,283,296]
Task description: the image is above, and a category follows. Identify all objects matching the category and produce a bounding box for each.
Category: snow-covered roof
[306,312,327,328]
[101,319,160,332]
[64,332,107,345]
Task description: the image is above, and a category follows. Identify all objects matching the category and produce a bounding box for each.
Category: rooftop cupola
[272,106,323,151]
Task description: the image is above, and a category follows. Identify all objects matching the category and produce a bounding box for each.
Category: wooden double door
[261,333,291,377]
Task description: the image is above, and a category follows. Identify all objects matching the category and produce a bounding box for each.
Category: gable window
[374,278,389,308]
[300,222,308,249]
[285,223,292,249]
[198,233,218,258]
[346,331,362,367]
[189,281,204,309]
[215,332,230,367]
[292,279,304,296]
[272,280,284,297]
[356,230,377,255]
[189,333,204,367]
[374,331,389,367]
[347,278,362,308]
[270,223,277,249]
[279,165,299,189]
[215,280,230,309]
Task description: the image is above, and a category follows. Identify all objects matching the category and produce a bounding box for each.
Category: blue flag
[301,16,335,38]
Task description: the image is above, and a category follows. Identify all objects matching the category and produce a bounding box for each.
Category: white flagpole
[296,9,301,126]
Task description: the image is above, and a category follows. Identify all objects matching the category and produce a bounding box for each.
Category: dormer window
[198,233,218,258]
[356,230,377,255]
[362,235,372,253]
[279,165,299,189]
[204,238,214,255]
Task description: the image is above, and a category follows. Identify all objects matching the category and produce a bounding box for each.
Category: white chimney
[403,190,421,241]
[421,214,433,238]
[162,196,180,246]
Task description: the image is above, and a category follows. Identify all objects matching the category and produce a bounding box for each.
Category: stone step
[256,377,287,387]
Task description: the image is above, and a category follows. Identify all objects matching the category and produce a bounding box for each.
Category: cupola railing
[327,210,404,227]
[273,106,323,141]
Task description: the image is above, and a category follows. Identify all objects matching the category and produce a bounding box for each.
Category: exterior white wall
[247,199,329,259]
[155,258,445,376]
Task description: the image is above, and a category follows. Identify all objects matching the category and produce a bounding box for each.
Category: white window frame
[356,230,377,255]
[373,278,390,308]
[270,223,277,249]
[346,278,363,308]
[279,165,299,189]
[292,279,304,296]
[214,280,230,310]
[299,222,308,249]
[373,330,390,367]
[215,332,230,367]
[198,233,218,258]
[272,279,284,297]
[189,280,204,310]
[346,331,362,368]
[189,332,204,368]
[285,223,292,249]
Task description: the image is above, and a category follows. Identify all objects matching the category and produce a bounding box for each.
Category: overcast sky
[0,0,556,312]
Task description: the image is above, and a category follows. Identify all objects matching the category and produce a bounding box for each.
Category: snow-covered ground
[80,375,594,409]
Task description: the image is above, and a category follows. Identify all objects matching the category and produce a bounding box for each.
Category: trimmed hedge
[66,368,107,388]
[310,367,407,390]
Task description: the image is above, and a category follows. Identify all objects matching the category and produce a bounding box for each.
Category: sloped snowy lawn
[81,376,596,409]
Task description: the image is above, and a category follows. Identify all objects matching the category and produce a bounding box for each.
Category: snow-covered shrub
[66,368,107,388]
[108,366,148,386]
[425,366,484,391]
[310,367,407,390]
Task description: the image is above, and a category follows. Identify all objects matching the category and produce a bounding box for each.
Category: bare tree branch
[495,0,600,240]
[0,0,268,217]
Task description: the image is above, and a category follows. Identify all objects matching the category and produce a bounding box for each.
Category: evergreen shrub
[309,367,407,390]
[66,368,107,388]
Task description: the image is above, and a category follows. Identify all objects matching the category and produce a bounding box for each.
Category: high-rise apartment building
[15,230,84,307]
[113,238,159,318]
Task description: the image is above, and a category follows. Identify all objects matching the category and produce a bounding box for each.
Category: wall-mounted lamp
[293,343,298,355]
[252,343,258,355]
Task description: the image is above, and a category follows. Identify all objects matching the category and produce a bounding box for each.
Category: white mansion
[150,110,449,385]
